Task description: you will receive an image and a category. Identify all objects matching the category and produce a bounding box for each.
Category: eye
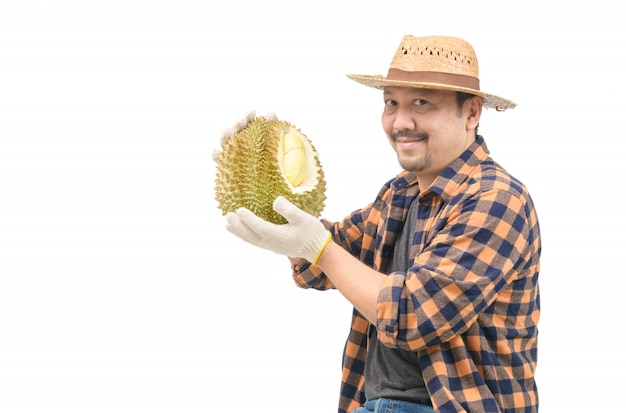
[413,98,427,106]
[384,99,397,111]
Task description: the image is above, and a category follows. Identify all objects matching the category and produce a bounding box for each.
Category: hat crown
[345,34,516,110]
[390,35,479,79]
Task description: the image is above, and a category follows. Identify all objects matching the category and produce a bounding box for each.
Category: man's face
[381,87,481,187]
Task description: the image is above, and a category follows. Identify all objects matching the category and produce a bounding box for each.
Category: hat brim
[346,74,516,111]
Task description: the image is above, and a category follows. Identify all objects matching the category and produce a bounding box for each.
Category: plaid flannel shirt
[292,136,541,413]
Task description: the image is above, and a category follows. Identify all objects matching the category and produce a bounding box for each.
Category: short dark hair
[455,92,476,111]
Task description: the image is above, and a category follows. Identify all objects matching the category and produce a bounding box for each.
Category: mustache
[391,131,428,140]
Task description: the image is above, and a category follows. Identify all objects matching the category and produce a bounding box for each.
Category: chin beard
[398,152,431,172]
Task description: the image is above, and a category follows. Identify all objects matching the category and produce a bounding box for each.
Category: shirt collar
[390,135,491,200]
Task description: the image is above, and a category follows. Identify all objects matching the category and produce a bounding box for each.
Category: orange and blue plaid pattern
[293,136,541,413]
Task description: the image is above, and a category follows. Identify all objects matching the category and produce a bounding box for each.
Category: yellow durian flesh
[215,116,326,224]
[281,132,307,187]
[276,127,321,193]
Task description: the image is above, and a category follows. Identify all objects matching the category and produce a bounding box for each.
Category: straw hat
[347,35,516,111]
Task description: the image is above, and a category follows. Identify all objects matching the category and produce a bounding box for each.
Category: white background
[0,1,623,411]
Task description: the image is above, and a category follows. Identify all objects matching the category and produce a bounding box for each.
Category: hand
[212,110,278,162]
[225,196,331,264]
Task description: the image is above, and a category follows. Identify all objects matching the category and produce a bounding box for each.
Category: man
[224,35,541,413]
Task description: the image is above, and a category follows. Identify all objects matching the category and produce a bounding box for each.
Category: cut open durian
[215,115,326,224]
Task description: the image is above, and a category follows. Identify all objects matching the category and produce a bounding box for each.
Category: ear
[466,96,483,131]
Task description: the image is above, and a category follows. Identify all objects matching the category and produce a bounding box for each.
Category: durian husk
[215,116,326,224]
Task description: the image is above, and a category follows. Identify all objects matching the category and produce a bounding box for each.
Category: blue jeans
[351,398,434,413]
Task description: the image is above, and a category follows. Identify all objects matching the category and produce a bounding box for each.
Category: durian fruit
[215,115,326,224]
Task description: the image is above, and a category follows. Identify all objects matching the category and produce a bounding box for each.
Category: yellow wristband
[310,232,332,266]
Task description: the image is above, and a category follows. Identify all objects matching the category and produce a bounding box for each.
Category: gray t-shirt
[364,198,430,402]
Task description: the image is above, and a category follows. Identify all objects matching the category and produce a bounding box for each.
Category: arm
[225,195,385,314]
[290,196,384,291]
[376,188,538,351]
[314,240,385,324]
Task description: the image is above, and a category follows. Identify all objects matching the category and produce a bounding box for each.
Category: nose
[392,106,416,132]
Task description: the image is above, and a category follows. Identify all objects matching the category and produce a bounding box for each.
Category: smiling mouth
[392,132,428,142]
[395,136,424,143]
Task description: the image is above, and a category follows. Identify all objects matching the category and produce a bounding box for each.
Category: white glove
[212,110,278,162]
[225,196,332,265]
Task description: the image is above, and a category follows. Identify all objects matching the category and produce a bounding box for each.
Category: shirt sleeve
[292,198,380,290]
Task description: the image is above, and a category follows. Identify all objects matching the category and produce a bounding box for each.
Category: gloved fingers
[273,196,308,225]
[220,110,256,145]
[224,210,264,245]
[234,207,283,236]
[219,126,235,145]
[234,109,256,131]
[265,111,278,121]
[244,109,256,123]
[211,148,221,163]
[219,129,233,145]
